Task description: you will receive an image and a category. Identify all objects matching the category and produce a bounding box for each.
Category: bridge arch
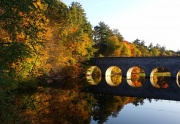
[150,67,171,88]
[105,66,122,86]
[86,66,102,85]
[126,66,146,87]
[176,71,180,87]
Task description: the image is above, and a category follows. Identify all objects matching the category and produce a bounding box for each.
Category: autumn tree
[93,22,125,57]
[120,41,132,57]
[0,0,56,93]
[133,39,150,56]
[0,0,53,123]
[130,44,142,57]
[103,36,121,56]
[112,29,124,42]
[43,1,96,78]
[150,48,160,56]
[92,95,145,124]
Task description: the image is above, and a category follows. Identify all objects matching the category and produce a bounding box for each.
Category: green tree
[93,22,113,44]
[150,48,160,56]
[148,43,154,50]
[133,39,150,56]
[93,22,124,57]
[103,36,121,56]
[112,29,124,42]
[93,22,114,56]
[133,39,141,46]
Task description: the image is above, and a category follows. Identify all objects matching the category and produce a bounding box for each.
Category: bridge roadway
[88,56,180,101]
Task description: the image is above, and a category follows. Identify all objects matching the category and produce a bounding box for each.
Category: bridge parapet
[89,57,180,78]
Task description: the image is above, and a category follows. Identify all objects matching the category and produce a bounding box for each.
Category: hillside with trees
[0,0,178,86]
[92,21,176,57]
[0,0,179,123]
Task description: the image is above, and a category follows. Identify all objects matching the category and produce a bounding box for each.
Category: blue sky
[62,0,180,51]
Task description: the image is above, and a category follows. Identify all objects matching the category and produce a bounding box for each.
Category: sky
[62,0,180,51]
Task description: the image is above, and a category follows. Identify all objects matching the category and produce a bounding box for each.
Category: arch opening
[126,66,146,88]
[86,66,102,85]
[176,70,180,87]
[105,66,122,86]
[150,67,171,89]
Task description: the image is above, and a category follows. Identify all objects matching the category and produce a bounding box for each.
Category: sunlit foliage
[0,0,178,123]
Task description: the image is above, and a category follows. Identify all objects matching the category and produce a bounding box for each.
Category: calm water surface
[91,98,180,124]
[33,77,180,124]
[87,67,180,124]
[13,67,180,123]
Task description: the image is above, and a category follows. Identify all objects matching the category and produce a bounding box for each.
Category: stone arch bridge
[88,57,180,101]
[89,56,180,78]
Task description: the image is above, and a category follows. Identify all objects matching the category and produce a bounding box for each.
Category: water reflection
[86,68,147,88]
[92,94,144,124]
[86,66,102,85]
[16,76,180,124]
[127,66,146,87]
[150,76,171,88]
[150,67,171,88]
[176,70,180,87]
[16,79,145,124]
[99,99,180,124]
[105,66,122,86]
[87,66,175,89]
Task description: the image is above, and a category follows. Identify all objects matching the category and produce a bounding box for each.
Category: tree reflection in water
[92,94,144,124]
[151,76,171,88]
[150,67,171,88]
[127,66,145,87]
[106,66,122,86]
[14,79,145,124]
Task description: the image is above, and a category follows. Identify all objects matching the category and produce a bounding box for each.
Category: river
[91,98,180,124]
[14,67,180,124]
[86,66,180,124]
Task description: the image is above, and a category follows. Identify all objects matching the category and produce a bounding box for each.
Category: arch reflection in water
[86,66,102,85]
[126,66,146,87]
[150,67,171,88]
[176,70,180,87]
[105,66,122,86]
